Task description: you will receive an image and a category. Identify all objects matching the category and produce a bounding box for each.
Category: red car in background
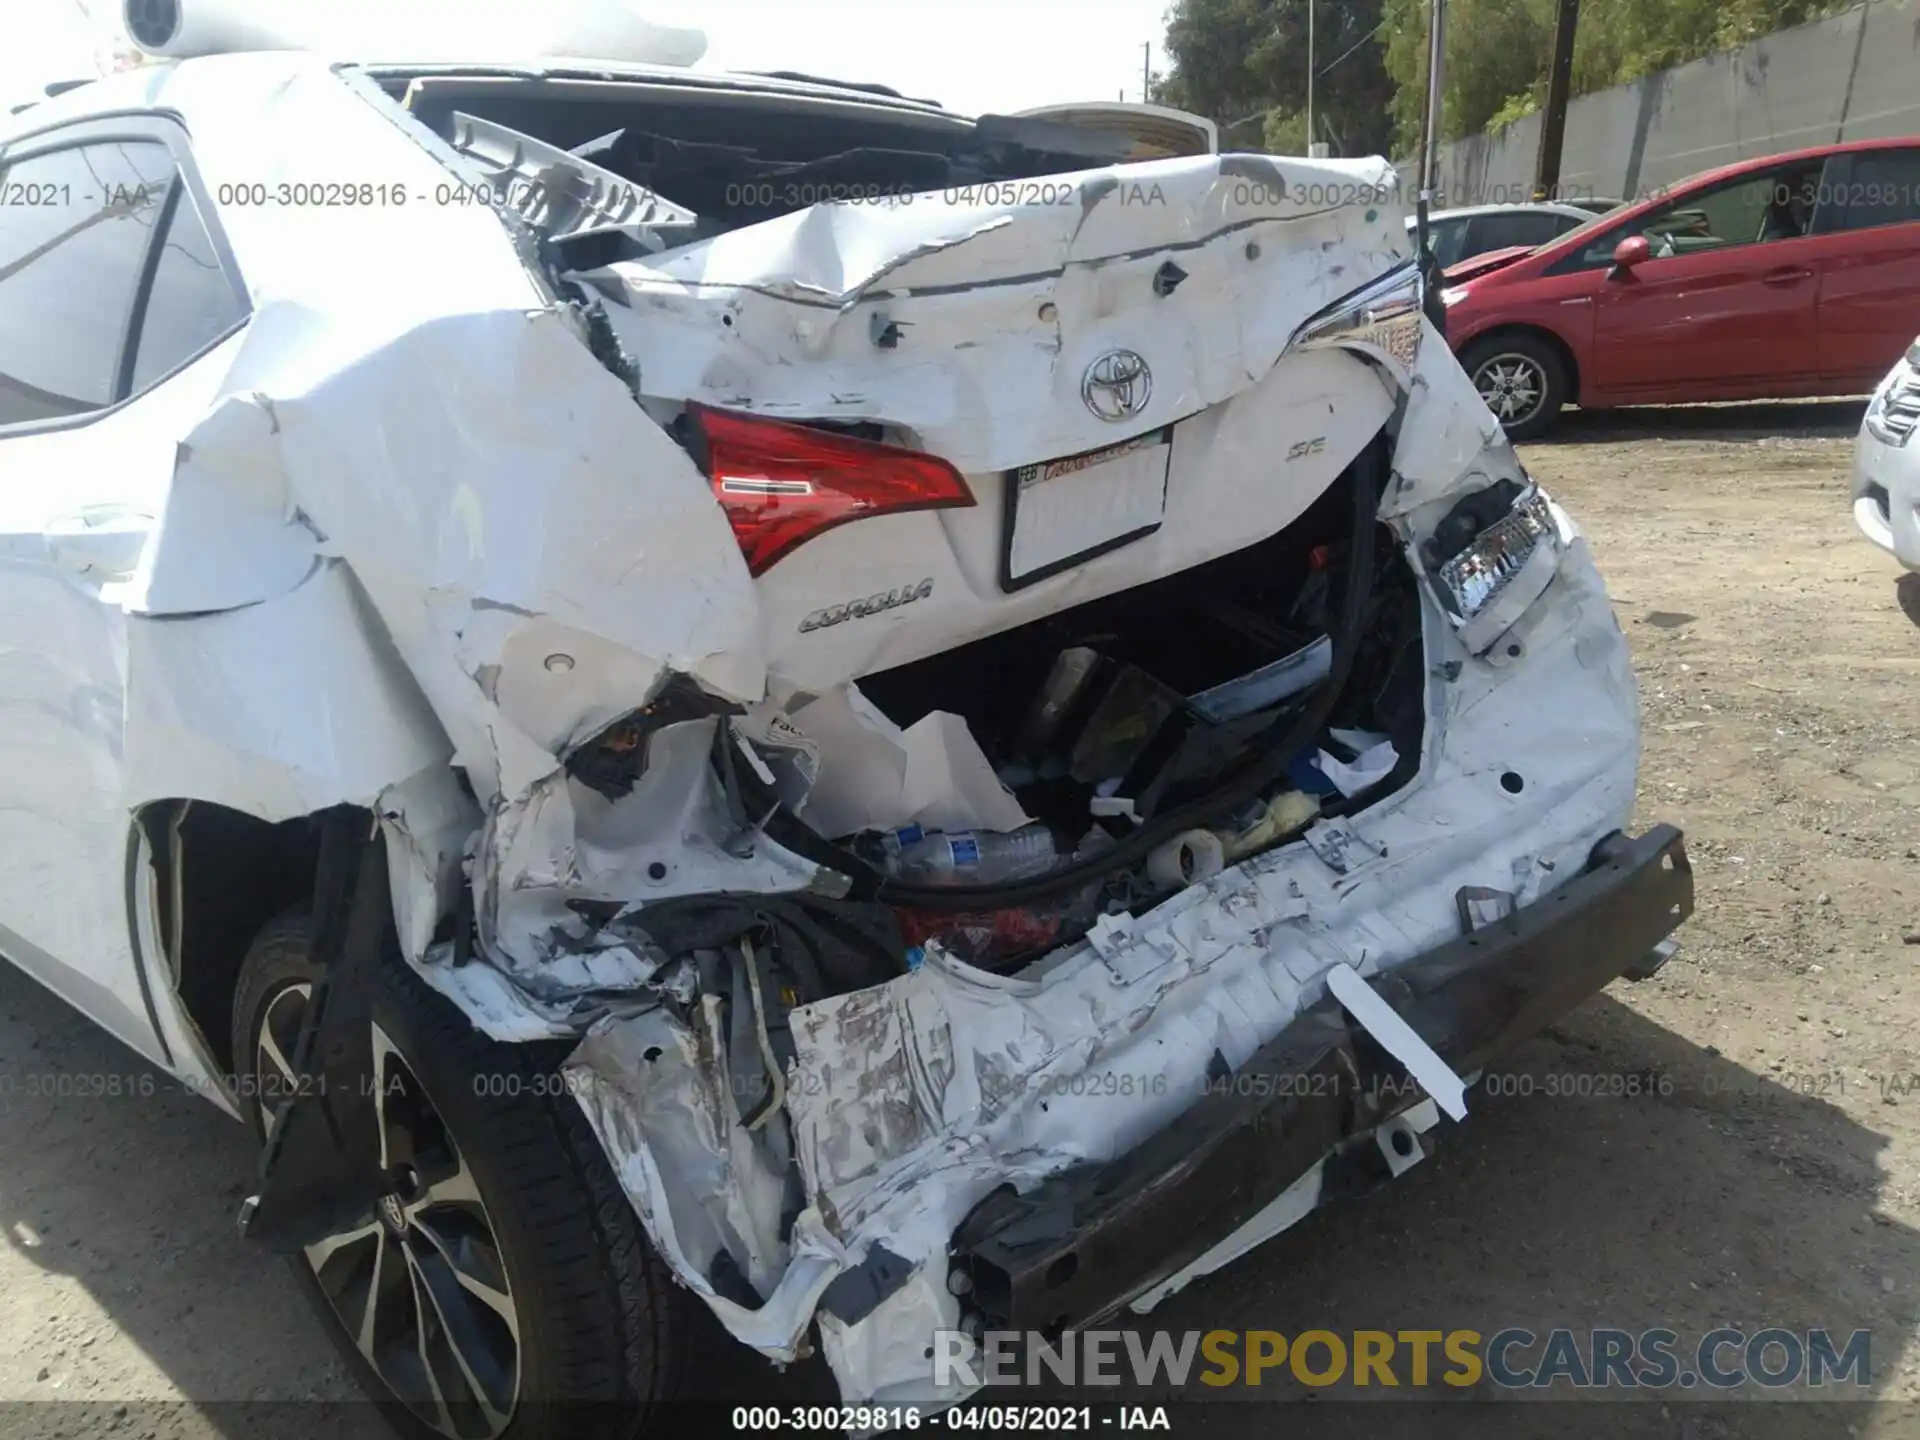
[1439,137,1920,437]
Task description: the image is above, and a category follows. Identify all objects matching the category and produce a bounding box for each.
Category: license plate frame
[999,427,1173,593]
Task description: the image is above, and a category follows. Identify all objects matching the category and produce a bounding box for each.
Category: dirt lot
[1,400,1917,1438]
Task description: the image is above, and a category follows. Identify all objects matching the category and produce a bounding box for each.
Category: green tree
[1376,0,1860,154]
[1156,0,1397,157]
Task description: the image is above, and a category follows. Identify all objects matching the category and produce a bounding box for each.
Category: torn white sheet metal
[228,298,765,805]
[84,56,764,817]
[571,1006,795,1297]
[1325,962,1467,1121]
[785,686,1030,840]
[1314,735,1399,799]
[1377,331,1532,522]
[123,380,322,617]
[121,560,452,822]
[570,148,1414,694]
[413,941,585,1042]
[378,766,482,965]
[64,55,772,998]
[566,1006,845,1356]
[473,717,822,1001]
[580,152,1407,473]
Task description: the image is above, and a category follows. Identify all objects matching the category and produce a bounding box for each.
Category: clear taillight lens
[690,405,976,576]
[1429,484,1564,653]
[1289,260,1426,379]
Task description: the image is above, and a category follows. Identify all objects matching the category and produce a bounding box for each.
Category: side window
[1430,217,1470,267]
[0,141,171,425]
[1468,210,1571,255]
[1555,161,1827,272]
[1831,148,1920,233]
[0,134,244,429]
[129,186,245,391]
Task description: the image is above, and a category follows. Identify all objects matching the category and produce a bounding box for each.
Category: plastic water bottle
[877,824,929,858]
[889,824,1059,885]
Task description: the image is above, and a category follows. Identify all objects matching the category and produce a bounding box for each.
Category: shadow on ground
[1896,573,1920,630]
[1538,400,1866,445]
[2,965,1913,1438]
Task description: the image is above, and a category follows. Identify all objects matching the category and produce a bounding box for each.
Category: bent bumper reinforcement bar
[952,825,1694,1333]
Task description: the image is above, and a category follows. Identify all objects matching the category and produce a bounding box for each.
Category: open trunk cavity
[757,447,1426,974]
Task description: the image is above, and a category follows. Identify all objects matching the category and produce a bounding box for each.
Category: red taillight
[690,404,976,576]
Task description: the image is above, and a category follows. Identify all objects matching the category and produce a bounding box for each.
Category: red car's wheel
[1462,334,1568,440]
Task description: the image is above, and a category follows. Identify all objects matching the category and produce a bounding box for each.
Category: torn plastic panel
[443,109,701,253]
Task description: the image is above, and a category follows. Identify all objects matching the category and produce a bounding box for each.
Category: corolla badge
[1081,349,1153,422]
[799,578,934,633]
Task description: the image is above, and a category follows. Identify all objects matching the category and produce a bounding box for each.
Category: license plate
[1000,428,1172,592]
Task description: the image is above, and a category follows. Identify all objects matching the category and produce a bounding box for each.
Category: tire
[1459,332,1568,441]
[231,911,695,1440]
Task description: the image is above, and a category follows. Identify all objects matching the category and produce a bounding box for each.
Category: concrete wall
[1414,0,1920,208]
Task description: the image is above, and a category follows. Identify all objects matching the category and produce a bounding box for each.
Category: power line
[1318,19,1388,79]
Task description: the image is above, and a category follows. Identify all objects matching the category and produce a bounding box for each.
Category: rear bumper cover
[953,824,1692,1333]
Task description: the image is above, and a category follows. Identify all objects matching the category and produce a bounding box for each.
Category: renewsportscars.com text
[933,1327,1871,1391]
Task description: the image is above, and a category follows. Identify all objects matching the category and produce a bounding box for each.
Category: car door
[1583,157,1835,400]
[1812,146,1920,387]
[0,116,248,1061]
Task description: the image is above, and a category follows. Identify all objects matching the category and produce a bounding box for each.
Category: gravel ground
[1,400,1916,1438]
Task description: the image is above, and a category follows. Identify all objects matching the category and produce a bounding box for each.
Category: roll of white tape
[1147,829,1226,889]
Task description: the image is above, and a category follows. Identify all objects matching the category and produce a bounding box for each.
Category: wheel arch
[134,799,331,1078]
[134,772,478,1080]
[120,556,483,1077]
[1457,322,1583,404]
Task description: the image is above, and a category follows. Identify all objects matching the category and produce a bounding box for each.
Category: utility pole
[1305,0,1314,152]
[1417,0,1449,337]
[1142,41,1151,102]
[1533,0,1580,200]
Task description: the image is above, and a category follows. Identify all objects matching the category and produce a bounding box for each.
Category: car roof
[1406,201,1596,224]
[1464,135,1920,276]
[1646,135,1914,197]
[3,49,967,141]
[358,57,956,114]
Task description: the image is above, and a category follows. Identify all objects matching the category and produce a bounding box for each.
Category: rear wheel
[232,912,694,1440]
[1461,332,1567,440]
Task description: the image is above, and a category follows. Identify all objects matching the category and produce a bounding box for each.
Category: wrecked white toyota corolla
[0,16,1690,1438]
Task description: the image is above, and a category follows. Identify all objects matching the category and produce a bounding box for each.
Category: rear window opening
[788,451,1427,973]
[379,71,1145,249]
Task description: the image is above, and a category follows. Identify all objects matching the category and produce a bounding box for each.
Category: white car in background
[1855,337,1920,569]
[0,1,1691,1433]
[1408,199,1607,268]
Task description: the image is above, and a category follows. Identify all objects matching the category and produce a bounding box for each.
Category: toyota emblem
[1081,349,1153,422]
